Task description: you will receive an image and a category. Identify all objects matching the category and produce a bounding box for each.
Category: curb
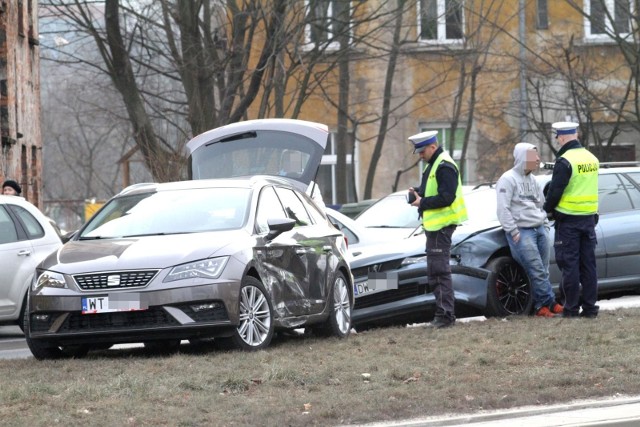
[353,395,640,427]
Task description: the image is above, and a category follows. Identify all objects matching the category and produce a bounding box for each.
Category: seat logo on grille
[107,275,121,287]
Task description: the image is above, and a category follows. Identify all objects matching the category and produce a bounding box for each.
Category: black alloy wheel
[484,256,533,317]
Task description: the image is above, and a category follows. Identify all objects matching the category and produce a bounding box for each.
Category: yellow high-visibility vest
[422,152,468,231]
[556,148,599,215]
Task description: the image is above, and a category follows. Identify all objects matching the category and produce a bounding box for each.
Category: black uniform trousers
[426,225,456,321]
[554,215,598,317]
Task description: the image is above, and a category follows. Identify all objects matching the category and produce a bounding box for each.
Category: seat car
[24,177,353,359]
[351,163,640,329]
[0,195,62,330]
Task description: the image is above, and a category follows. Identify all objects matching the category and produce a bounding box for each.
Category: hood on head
[513,142,537,174]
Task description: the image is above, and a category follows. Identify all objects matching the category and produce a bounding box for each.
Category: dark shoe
[535,306,558,318]
[562,312,580,318]
[428,317,455,329]
[550,303,564,314]
[580,311,598,319]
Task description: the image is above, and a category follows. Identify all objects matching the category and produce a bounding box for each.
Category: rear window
[189,130,324,185]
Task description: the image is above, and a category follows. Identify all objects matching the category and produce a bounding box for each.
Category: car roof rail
[599,161,640,168]
[472,182,496,190]
[543,161,639,170]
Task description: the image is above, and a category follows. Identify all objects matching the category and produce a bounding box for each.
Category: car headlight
[33,271,67,291]
[400,255,426,267]
[164,257,229,282]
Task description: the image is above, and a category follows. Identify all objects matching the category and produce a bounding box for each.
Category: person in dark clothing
[543,122,599,318]
[2,180,22,196]
[407,130,468,329]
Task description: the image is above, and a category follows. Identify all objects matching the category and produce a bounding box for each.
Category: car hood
[41,231,248,274]
[350,235,425,268]
[452,220,502,247]
[349,221,502,268]
[186,119,329,190]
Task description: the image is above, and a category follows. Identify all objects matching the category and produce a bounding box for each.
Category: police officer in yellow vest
[543,122,599,318]
[408,131,468,328]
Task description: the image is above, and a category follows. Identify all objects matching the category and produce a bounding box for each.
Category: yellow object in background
[84,200,105,221]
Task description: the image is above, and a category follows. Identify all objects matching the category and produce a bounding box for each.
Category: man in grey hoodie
[496,143,563,318]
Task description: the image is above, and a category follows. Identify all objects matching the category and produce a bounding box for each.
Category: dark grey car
[25,177,353,359]
[351,164,640,329]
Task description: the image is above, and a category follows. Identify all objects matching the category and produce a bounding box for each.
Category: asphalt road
[2,295,640,360]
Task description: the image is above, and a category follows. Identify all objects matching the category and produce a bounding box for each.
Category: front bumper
[28,281,241,345]
[351,262,494,326]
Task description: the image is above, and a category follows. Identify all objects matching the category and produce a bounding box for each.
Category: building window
[420,125,466,180]
[421,126,465,159]
[317,132,358,205]
[31,145,39,206]
[18,0,25,37]
[536,0,549,30]
[419,0,464,43]
[305,0,350,49]
[21,144,28,197]
[585,0,632,40]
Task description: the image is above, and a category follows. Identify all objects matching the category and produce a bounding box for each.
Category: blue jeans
[505,225,556,311]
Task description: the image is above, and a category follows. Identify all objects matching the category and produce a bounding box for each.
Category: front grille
[351,259,404,279]
[30,304,230,334]
[354,282,428,310]
[74,270,159,290]
[63,307,178,332]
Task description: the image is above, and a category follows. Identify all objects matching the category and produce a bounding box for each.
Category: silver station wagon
[25,120,353,359]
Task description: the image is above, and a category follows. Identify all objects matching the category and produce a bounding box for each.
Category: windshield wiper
[78,236,107,240]
[121,232,190,238]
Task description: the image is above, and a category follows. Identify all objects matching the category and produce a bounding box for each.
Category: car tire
[22,297,62,360]
[17,295,27,333]
[23,306,90,360]
[484,256,533,317]
[217,276,274,351]
[313,271,352,338]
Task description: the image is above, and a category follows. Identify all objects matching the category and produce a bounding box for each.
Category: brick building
[0,0,41,207]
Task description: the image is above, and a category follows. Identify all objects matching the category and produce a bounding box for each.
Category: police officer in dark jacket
[407,131,467,328]
[543,122,599,318]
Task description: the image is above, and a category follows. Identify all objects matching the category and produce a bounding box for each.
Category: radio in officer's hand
[406,188,417,204]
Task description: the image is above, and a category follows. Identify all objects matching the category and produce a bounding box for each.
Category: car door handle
[322,245,332,253]
[295,248,307,255]
[17,250,32,257]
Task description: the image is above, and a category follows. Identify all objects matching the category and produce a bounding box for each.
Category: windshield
[463,188,498,224]
[356,193,421,228]
[80,187,251,239]
[355,189,498,230]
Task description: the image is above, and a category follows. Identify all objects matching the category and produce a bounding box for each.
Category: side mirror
[266,218,296,241]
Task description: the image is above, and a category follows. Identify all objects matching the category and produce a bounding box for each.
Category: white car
[0,195,62,330]
[326,207,417,257]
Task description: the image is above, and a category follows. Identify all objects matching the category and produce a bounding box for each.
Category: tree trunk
[104,0,176,182]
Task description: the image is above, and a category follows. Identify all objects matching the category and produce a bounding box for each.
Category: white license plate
[81,293,146,314]
[353,272,399,297]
